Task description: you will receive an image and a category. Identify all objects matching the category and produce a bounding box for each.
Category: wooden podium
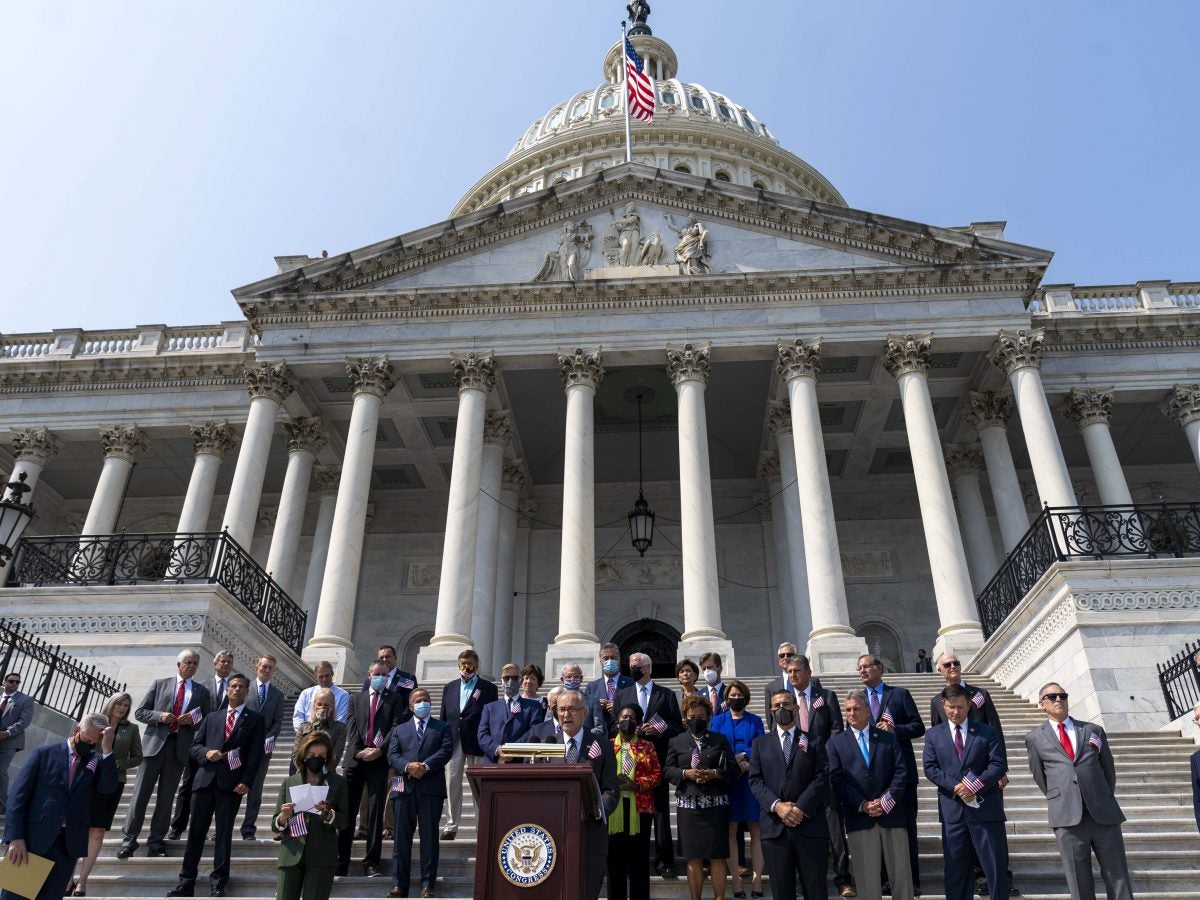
[468,764,600,899]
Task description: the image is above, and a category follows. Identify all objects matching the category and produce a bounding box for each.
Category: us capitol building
[2,7,1197,733]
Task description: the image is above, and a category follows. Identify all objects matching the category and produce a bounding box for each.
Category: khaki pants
[442,742,478,833]
[846,825,912,900]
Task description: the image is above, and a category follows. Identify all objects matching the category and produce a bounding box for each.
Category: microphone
[527,735,541,744]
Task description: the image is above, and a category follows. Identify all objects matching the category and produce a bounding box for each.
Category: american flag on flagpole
[624,38,655,123]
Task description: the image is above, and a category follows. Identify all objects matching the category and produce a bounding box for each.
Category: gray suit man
[1025,682,1132,900]
[120,650,212,857]
[0,672,35,813]
[239,654,284,839]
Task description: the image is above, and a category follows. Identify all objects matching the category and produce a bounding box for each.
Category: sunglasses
[1040,692,1068,702]
[940,661,961,669]
[3,679,18,684]
[777,653,794,659]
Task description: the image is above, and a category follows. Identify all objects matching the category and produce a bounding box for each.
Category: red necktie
[225,708,236,740]
[171,680,185,733]
[368,691,379,739]
[954,725,965,760]
[1058,722,1075,760]
[0,696,9,720]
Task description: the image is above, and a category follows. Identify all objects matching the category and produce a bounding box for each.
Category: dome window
[674,164,692,174]
[548,107,565,129]
[689,93,708,113]
[740,111,758,134]
[713,169,732,183]
[660,89,678,106]
[571,99,589,119]
[717,102,734,121]
[752,179,767,190]
[600,91,617,109]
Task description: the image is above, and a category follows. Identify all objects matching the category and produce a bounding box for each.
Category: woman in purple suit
[711,680,765,898]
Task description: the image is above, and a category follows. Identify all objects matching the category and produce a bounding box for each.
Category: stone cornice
[1038,316,1200,354]
[0,361,248,396]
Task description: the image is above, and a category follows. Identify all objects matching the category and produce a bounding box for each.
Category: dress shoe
[386,889,407,898]
[440,829,455,840]
[733,893,746,898]
[116,845,137,860]
[210,888,226,897]
[839,886,857,898]
[166,830,182,841]
[1010,885,1022,896]
[420,889,434,899]
[240,832,255,841]
[656,863,677,879]
[148,848,167,858]
[166,885,194,898]
[881,882,891,897]
[751,892,763,899]
[364,864,382,878]
[335,867,348,878]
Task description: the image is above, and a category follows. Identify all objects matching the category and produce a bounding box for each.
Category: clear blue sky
[3,1,1196,331]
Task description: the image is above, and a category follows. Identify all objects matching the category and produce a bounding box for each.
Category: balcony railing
[0,617,126,720]
[5,531,307,653]
[1157,639,1200,722]
[975,502,1200,637]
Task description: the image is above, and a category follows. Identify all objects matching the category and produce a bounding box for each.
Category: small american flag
[690,746,700,768]
[971,692,986,710]
[963,769,986,794]
[187,708,204,725]
[1088,732,1103,752]
[372,730,386,749]
[471,689,480,701]
[880,710,895,728]
[624,37,655,123]
[264,736,276,754]
[880,790,896,814]
[587,741,602,760]
[391,775,405,793]
[620,749,635,776]
[510,698,521,715]
[227,748,241,771]
[398,677,416,690]
[797,734,809,753]
[646,714,667,735]
[86,755,99,774]
[287,814,307,838]
[811,696,825,710]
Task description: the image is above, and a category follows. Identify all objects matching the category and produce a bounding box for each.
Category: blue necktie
[258,683,266,706]
[858,730,870,766]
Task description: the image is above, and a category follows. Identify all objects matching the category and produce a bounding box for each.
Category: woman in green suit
[273,731,349,900]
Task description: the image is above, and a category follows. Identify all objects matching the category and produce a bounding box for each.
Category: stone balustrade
[1031,280,1200,315]
[0,322,254,360]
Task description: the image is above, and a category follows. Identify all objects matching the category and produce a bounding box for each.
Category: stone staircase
[69,672,1200,898]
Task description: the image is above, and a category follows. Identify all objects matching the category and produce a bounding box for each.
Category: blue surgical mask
[562,678,582,691]
[602,660,620,677]
[370,675,387,691]
[502,677,519,696]
[412,701,431,720]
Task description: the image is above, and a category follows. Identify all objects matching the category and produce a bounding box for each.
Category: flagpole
[621,20,633,163]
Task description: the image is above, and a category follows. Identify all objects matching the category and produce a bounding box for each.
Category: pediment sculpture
[532,220,594,282]
[666,213,711,275]
[602,203,665,267]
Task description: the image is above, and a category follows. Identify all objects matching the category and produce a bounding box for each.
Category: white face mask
[703,669,720,686]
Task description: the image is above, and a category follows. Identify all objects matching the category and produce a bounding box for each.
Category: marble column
[300,465,340,645]
[491,460,526,674]
[1063,388,1132,506]
[1162,384,1200,471]
[667,342,736,671]
[304,356,396,679]
[417,351,496,683]
[8,427,60,494]
[758,452,797,643]
[547,348,604,679]
[220,362,295,549]
[265,417,326,598]
[176,422,238,534]
[82,425,150,535]
[990,329,1077,508]
[882,334,983,658]
[766,399,813,642]
[509,498,538,666]
[963,391,1030,551]
[944,444,1000,593]
[471,410,513,677]
[775,339,866,673]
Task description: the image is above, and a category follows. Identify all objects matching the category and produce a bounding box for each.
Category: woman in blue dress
[710,678,764,898]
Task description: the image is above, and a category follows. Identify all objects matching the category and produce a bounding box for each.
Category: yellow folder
[0,851,55,900]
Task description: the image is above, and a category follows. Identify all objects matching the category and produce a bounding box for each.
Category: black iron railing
[0,617,126,720]
[1157,639,1200,721]
[976,502,1200,637]
[5,531,307,653]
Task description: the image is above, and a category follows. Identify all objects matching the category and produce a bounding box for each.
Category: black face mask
[617,719,637,736]
[304,757,327,774]
[774,708,796,727]
[726,697,747,713]
[628,666,645,681]
[686,717,707,736]
[74,738,96,756]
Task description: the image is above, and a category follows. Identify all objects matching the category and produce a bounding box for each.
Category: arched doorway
[611,619,681,681]
[399,630,434,675]
[856,622,903,675]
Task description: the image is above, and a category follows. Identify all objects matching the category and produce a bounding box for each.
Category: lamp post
[626,386,656,556]
[0,471,35,564]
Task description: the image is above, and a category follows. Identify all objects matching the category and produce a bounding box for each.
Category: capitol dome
[451,20,845,216]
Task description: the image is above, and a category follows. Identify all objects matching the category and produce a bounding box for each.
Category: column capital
[483,410,514,447]
[557,347,604,391]
[11,427,61,466]
[776,338,822,381]
[189,420,238,459]
[1063,387,1115,429]
[753,491,772,522]
[502,459,529,494]
[518,497,539,527]
[347,355,397,399]
[758,450,781,483]
[99,424,149,463]
[313,464,341,496]
[964,390,1014,431]
[990,328,1046,376]
[943,443,985,480]
[666,341,711,387]
[245,361,296,403]
[1161,383,1200,428]
[283,416,328,454]
[765,399,792,437]
[882,332,933,378]
[450,350,497,393]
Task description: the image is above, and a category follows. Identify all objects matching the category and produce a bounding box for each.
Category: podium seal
[498,823,557,886]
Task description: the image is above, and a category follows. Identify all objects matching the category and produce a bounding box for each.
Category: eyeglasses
[777,653,794,659]
[940,661,961,669]
[855,665,875,672]
[3,678,18,684]
[1040,693,1068,702]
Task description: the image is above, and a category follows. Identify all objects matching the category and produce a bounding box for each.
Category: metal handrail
[0,617,126,720]
[1156,639,1200,722]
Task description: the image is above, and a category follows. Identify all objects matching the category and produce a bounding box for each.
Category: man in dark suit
[763,641,799,719]
[240,654,284,840]
[369,644,418,724]
[169,672,264,897]
[1025,682,1132,900]
[477,663,544,762]
[120,649,212,858]
[827,689,913,900]
[914,650,933,673]
[698,651,728,715]
[749,689,830,900]
[1,712,118,900]
[615,650,682,878]
[170,650,234,840]
[549,690,619,900]
[0,670,35,815]
[438,648,496,841]
[1192,703,1200,834]
[858,653,925,893]
[923,685,1009,900]
[339,661,401,878]
[386,687,454,898]
[583,642,633,737]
